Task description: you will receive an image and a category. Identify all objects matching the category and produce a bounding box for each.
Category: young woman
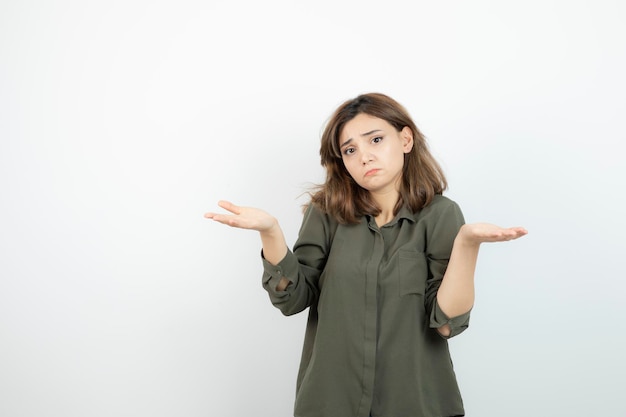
[205,93,527,417]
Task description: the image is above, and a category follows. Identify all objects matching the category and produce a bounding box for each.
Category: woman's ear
[401,126,414,153]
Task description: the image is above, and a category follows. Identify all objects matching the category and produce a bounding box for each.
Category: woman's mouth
[365,169,380,177]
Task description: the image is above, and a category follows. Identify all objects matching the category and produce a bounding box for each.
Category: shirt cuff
[430,300,471,339]
[261,249,299,294]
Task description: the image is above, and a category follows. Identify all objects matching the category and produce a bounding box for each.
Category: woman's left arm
[436,223,528,337]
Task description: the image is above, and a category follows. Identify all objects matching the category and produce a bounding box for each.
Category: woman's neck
[371,189,399,227]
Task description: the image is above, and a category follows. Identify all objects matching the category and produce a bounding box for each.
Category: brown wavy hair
[309,93,448,224]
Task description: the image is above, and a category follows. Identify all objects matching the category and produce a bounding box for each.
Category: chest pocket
[398,249,428,296]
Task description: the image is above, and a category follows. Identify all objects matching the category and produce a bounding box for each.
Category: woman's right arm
[205,200,328,313]
[204,199,288,262]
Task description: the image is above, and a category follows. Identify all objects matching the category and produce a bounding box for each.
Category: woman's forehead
[340,114,392,140]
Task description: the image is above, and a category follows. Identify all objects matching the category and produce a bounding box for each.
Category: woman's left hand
[457,223,528,245]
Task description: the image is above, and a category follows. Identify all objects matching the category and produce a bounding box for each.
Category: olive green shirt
[262,195,470,417]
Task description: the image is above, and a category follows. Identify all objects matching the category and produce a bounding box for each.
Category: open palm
[204,200,277,232]
[460,223,528,244]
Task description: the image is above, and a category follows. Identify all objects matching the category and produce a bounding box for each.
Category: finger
[208,214,242,228]
[204,212,232,221]
[505,227,528,238]
[218,200,241,215]
[501,228,528,241]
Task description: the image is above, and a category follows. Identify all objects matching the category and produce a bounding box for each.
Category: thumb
[218,200,241,215]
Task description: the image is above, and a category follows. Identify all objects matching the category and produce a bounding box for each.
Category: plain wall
[1,0,625,416]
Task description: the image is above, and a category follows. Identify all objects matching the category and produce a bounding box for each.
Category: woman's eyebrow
[339,138,353,149]
[360,129,382,137]
[340,129,383,149]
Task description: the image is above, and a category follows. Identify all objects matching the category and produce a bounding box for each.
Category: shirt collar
[393,204,418,224]
[365,204,417,228]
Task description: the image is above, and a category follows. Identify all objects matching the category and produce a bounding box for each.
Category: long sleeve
[423,200,471,338]
[261,205,336,316]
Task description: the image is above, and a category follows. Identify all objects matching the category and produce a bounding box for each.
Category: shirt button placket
[358,227,383,416]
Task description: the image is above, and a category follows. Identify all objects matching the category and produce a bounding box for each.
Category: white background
[1,1,625,416]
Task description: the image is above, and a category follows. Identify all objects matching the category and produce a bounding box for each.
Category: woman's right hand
[204,200,278,232]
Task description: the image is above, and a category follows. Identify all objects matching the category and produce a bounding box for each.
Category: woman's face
[338,113,413,195]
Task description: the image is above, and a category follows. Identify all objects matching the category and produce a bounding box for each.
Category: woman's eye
[372,136,383,144]
[343,147,355,155]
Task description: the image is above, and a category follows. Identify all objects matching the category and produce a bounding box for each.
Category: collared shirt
[262,195,470,417]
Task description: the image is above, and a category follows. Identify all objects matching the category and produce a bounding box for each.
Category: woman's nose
[361,151,373,165]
